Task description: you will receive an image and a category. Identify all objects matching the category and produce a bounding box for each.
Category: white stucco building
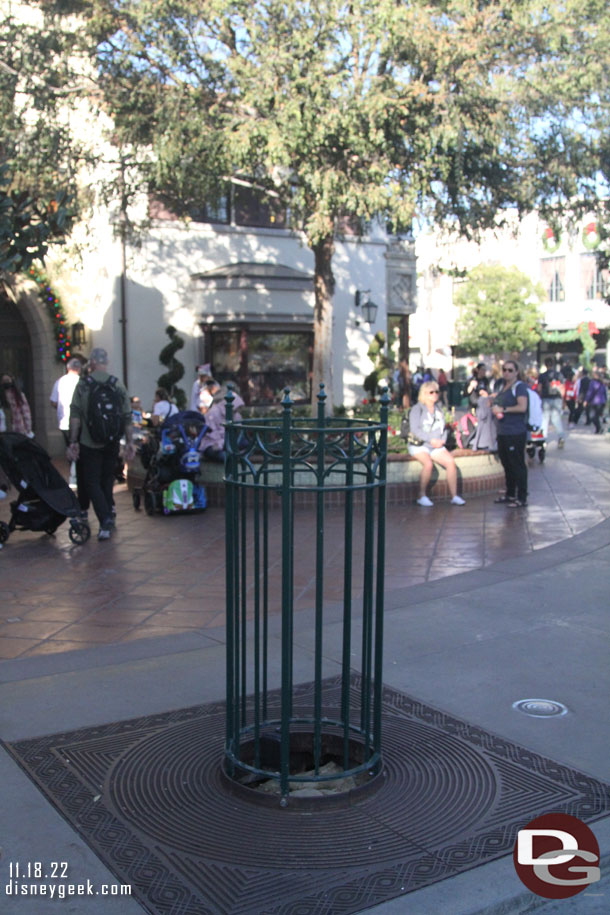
[1,190,418,454]
[412,211,610,376]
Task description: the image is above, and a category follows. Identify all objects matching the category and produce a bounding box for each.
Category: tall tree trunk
[312,235,335,412]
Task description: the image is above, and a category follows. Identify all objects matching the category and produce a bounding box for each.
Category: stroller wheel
[144,491,156,516]
[132,490,141,511]
[538,447,545,463]
[526,446,535,459]
[69,520,91,545]
[0,521,9,544]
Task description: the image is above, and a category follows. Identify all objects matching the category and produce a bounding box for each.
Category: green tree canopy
[3,1,601,395]
[455,265,544,356]
[80,0,608,406]
[0,1,91,272]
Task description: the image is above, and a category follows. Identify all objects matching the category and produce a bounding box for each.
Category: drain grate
[5,677,609,915]
[513,698,569,718]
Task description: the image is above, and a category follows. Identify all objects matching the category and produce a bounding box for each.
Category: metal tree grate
[224,385,389,798]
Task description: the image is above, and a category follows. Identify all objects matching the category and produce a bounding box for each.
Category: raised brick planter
[128,451,503,507]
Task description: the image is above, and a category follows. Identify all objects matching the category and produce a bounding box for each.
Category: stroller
[0,433,90,546]
[526,427,546,463]
[132,410,208,515]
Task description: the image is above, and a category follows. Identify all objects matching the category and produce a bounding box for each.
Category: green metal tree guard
[224,384,389,802]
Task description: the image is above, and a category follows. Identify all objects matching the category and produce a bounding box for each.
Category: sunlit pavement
[0,424,608,915]
[1,425,609,661]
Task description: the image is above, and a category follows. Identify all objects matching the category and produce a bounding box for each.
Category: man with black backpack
[66,348,135,540]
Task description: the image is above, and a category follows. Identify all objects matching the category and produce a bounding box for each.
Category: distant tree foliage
[81,0,608,406]
[455,265,545,356]
[0,2,90,272]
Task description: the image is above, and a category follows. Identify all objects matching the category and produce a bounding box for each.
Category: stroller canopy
[0,432,81,518]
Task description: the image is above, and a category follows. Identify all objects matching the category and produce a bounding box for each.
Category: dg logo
[513,813,601,899]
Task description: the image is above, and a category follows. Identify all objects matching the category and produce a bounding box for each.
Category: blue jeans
[541,399,564,439]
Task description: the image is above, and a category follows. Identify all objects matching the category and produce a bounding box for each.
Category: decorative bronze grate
[5,676,610,915]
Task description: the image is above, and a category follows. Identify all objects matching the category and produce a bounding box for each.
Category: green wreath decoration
[582,221,600,251]
[542,226,561,253]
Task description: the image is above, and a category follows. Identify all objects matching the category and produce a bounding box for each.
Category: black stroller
[132,410,208,515]
[0,433,90,546]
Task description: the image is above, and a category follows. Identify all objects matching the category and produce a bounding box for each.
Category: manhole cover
[513,699,568,718]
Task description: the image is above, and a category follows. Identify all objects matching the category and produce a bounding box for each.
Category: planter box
[127,450,503,507]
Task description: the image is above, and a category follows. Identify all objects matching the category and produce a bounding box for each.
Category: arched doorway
[0,278,67,454]
[0,289,34,415]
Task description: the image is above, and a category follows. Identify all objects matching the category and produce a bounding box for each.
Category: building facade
[412,211,610,376]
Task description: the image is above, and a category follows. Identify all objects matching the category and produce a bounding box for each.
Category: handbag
[400,410,424,446]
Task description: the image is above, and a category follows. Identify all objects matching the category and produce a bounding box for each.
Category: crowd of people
[395,357,608,510]
[1,351,607,530]
[0,353,241,540]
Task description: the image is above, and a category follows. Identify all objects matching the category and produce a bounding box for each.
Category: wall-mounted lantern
[354,290,379,325]
[71,322,87,347]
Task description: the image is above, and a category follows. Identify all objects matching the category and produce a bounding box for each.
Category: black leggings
[497,433,528,502]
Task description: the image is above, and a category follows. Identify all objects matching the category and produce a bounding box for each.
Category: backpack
[513,383,543,431]
[539,370,562,399]
[453,412,477,449]
[163,479,195,513]
[85,375,124,444]
[162,479,207,513]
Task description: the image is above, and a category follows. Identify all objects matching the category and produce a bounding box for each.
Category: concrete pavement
[0,426,608,913]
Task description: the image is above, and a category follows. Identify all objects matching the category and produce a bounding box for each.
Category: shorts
[408,444,447,458]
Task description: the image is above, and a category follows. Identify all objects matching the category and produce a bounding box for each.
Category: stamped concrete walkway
[1,426,609,661]
[0,426,608,915]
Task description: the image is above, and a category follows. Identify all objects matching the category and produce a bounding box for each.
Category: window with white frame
[582,255,610,299]
[540,257,565,302]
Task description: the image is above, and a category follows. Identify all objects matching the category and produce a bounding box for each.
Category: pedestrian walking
[538,357,565,448]
[66,348,135,541]
[50,357,82,487]
[583,369,608,434]
[491,360,529,507]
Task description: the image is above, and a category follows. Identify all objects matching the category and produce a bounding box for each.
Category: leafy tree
[2,1,583,402]
[455,265,544,356]
[0,1,91,273]
[80,0,608,407]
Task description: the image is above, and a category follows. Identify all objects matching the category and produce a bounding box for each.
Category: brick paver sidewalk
[1,433,609,660]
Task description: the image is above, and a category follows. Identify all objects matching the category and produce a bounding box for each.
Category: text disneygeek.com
[4,862,131,900]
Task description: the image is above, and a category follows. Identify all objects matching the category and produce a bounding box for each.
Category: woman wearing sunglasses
[408,381,466,507]
[490,360,529,507]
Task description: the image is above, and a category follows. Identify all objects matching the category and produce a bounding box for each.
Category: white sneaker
[416,495,434,507]
[451,495,466,505]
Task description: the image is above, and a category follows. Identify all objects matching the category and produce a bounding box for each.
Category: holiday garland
[28,266,72,363]
[542,321,599,366]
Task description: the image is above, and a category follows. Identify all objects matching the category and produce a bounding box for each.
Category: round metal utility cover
[512,699,568,718]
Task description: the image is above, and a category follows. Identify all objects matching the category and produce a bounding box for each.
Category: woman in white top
[151,388,179,426]
[408,381,465,507]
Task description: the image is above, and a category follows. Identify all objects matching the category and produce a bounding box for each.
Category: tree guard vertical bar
[223,385,388,804]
